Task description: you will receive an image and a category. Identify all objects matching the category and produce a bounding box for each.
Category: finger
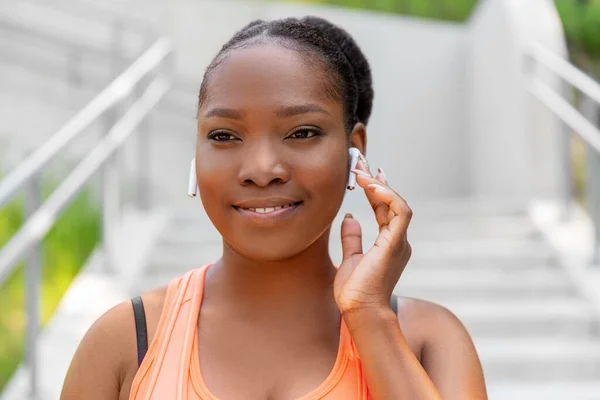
[376,167,388,185]
[341,213,363,261]
[358,162,390,223]
[352,169,389,226]
[366,183,413,235]
[375,168,396,221]
[356,155,372,176]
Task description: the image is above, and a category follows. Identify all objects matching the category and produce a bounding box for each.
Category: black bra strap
[390,294,398,315]
[131,296,148,368]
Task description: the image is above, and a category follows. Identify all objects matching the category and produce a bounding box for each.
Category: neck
[205,228,338,317]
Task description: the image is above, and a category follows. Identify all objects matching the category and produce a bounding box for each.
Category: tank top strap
[129,265,210,400]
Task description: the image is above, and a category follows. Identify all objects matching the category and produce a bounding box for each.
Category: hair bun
[301,16,374,125]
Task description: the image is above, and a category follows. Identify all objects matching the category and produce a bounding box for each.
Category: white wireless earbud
[347,147,361,191]
[188,158,199,197]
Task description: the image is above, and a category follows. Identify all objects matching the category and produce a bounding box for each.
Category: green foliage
[0,184,100,391]
[580,4,600,58]
[277,0,479,22]
[555,0,600,59]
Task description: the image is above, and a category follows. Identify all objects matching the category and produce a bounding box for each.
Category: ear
[349,122,367,156]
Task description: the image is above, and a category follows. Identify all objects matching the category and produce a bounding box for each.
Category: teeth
[247,203,295,213]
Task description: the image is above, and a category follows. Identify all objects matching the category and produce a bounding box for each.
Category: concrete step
[476,338,600,381]
[487,382,600,400]
[440,298,598,338]
[408,238,555,263]
[408,216,538,240]
[396,266,575,298]
[408,198,528,218]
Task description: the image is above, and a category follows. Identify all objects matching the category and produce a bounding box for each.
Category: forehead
[200,43,337,111]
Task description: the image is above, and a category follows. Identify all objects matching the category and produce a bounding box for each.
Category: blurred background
[1,0,600,399]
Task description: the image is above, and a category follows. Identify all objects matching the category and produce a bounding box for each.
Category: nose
[238,141,291,187]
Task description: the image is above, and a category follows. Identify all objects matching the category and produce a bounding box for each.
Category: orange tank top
[129,265,371,400]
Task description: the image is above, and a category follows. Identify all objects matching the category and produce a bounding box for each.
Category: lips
[234,197,302,209]
[233,199,303,221]
[242,203,299,214]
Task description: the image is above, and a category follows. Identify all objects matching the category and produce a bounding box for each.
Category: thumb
[341,213,363,261]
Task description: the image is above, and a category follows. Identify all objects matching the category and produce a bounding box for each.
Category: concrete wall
[160,0,469,204]
[466,0,567,208]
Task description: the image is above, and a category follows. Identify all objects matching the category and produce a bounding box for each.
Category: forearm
[343,307,442,400]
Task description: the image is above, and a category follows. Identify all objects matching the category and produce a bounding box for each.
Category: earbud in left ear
[347,147,361,191]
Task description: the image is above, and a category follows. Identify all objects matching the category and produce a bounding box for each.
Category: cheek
[300,148,348,211]
[195,149,236,226]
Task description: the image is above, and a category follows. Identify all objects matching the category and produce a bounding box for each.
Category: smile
[243,203,298,214]
[233,201,303,221]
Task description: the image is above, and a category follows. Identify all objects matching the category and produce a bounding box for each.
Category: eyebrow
[276,104,331,118]
[204,108,244,120]
[203,104,331,120]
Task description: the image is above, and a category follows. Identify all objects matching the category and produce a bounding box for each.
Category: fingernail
[345,213,353,219]
[351,169,371,177]
[377,167,388,182]
[368,183,388,192]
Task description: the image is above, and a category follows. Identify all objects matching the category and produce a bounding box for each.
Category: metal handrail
[0,17,196,119]
[528,78,600,153]
[525,41,600,262]
[0,77,169,283]
[526,42,600,106]
[0,37,172,399]
[0,38,171,211]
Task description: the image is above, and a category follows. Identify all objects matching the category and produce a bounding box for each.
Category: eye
[287,128,322,140]
[207,131,240,142]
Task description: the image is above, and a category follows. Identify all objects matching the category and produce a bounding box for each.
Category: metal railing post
[595,101,600,265]
[583,93,600,263]
[24,175,42,400]
[102,105,120,272]
[586,143,600,263]
[136,103,149,211]
[560,81,575,221]
[135,71,150,211]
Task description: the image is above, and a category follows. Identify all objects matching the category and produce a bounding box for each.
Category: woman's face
[196,42,363,261]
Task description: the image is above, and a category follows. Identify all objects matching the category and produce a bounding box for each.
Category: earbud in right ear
[188,158,199,197]
[347,147,361,191]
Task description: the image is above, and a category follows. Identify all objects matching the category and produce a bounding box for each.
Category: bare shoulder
[395,296,487,399]
[395,296,477,359]
[396,296,470,341]
[60,286,168,400]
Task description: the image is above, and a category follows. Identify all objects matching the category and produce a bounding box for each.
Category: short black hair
[198,17,374,132]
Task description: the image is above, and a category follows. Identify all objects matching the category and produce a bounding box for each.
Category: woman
[60,16,487,400]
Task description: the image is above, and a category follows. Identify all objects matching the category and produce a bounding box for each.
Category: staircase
[133,200,600,400]
[404,203,600,399]
[2,0,600,399]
